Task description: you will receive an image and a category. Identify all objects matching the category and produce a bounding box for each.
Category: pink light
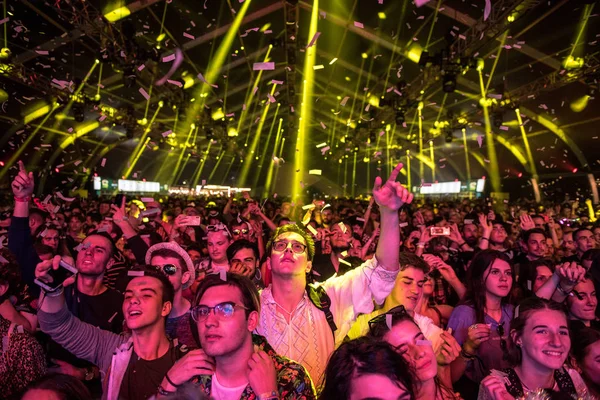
[572,168,578,173]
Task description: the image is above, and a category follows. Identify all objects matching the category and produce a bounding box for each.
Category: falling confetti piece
[477,135,483,148]
[253,62,275,70]
[309,170,322,175]
[340,96,350,106]
[139,87,150,100]
[307,32,321,48]
[101,158,106,167]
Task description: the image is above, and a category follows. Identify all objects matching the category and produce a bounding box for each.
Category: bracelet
[158,385,175,396]
[556,283,572,296]
[14,196,31,203]
[165,372,181,388]
[258,391,279,400]
[480,237,489,242]
[460,349,476,360]
[43,286,64,297]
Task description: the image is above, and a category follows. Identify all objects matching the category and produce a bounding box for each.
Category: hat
[145,242,195,290]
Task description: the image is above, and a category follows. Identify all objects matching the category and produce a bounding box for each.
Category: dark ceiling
[0,0,599,198]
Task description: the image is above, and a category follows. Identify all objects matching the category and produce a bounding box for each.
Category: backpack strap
[307,285,337,340]
[554,368,577,396]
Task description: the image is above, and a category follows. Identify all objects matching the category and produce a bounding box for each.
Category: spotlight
[442,74,457,93]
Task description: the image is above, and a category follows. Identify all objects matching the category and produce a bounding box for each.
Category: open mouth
[542,350,563,357]
[128,310,142,318]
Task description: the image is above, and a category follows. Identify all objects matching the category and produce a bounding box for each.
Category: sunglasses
[368,305,409,332]
[152,264,179,276]
[497,322,508,360]
[232,228,249,235]
[191,301,248,322]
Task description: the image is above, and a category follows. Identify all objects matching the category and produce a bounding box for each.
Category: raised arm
[373,163,414,271]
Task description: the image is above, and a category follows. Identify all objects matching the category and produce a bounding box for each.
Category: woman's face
[383,320,438,382]
[533,265,553,293]
[349,373,411,400]
[423,276,434,296]
[490,224,507,244]
[568,280,597,323]
[517,309,570,371]
[484,258,513,299]
[580,340,600,387]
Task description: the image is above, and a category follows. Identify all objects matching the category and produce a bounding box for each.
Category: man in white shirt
[255,163,414,383]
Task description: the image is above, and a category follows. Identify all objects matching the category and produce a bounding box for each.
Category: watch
[84,367,94,381]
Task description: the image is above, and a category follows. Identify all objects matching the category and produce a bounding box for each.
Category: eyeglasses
[232,228,249,235]
[368,305,409,332]
[191,302,249,322]
[152,264,179,276]
[497,322,508,360]
[206,224,231,237]
[272,240,307,254]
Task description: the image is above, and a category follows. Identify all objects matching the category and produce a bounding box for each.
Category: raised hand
[110,196,128,224]
[464,323,491,354]
[554,261,586,291]
[479,213,493,236]
[372,163,414,212]
[247,350,278,397]
[12,160,34,198]
[480,375,515,400]
[519,214,535,231]
[435,329,461,366]
[35,255,76,288]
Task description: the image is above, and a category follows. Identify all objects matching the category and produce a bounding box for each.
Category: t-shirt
[311,253,336,281]
[210,373,248,400]
[166,310,198,350]
[65,286,124,333]
[120,343,186,400]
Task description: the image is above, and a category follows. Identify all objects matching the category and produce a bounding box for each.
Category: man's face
[76,235,113,277]
[42,228,60,252]
[593,227,600,247]
[29,215,44,234]
[98,220,114,236]
[268,231,311,278]
[389,267,426,313]
[563,232,576,252]
[68,216,83,233]
[188,249,202,265]
[462,223,479,245]
[207,231,231,264]
[576,230,595,253]
[321,209,333,224]
[55,214,66,227]
[99,202,111,216]
[490,224,507,244]
[231,248,258,278]
[526,233,547,258]
[532,216,545,229]
[196,285,256,358]
[330,223,352,250]
[123,276,170,331]
[422,209,434,223]
[231,223,251,242]
[151,255,189,292]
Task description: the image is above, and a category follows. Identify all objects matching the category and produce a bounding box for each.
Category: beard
[332,244,350,253]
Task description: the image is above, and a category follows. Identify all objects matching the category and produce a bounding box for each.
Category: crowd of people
[1,160,600,400]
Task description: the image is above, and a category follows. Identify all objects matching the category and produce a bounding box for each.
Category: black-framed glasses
[153,264,178,276]
[368,305,409,332]
[272,240,307,254]
[191,302,249,322]
[232,228,249,235]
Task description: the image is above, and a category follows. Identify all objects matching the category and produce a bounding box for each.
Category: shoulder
[450,304,476,319]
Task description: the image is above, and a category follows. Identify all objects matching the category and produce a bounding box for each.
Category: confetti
[253,62,275,70]
[139,87,150,100]
[101,158,106,167]
[340,96,350,106]
[306,32,321,48]
[309,170,322,175]
[353,21,364,29]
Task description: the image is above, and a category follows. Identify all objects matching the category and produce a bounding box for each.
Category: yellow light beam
[191,141,212,188]
[0,103,58,181]
[478,70,500,193]
[238,83,278,186]
[406,150,412,190]
[263,118,283,197]
[60,121,100,149]
[429,140,435,181]
[126,137,151,179]
[237,46,273,134]
[351,151,357,198]
[418,104,424,181]
[272,136,285,191]
[293,0,319,199]
[123,104,162,178]
[485,32,507,93]
[208,149,226,182]
[168,124,196,186]
[569,4,594,58]
[253,103,280,188]
[462,128,471,183]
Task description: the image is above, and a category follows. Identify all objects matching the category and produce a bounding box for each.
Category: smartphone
[113,194,124,206]
[181,216,201,226]
[430,226,450,236]
[34,259,78,292]
[140,208,161,217]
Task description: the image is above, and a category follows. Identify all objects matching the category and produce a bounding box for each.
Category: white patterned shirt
[255,257,399,383]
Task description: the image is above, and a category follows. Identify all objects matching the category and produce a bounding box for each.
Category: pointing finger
[387,163,404,183]
[18,160,26,172]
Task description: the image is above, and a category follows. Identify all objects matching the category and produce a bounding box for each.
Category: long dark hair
[462,250,513,323]
[508,297,568,366]
[23,373,91,400]
[318,336,415,400]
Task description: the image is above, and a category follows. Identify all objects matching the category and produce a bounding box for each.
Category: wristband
[43,286,64,297]
[158,385,175,396]
[556,283,572,296]
[14,196,31,203]
[165,372,181,388]
[258,392,279,400]
[460,349,476,360]
[458,242,466,247]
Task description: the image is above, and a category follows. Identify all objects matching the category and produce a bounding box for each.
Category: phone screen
[34,260,77,291]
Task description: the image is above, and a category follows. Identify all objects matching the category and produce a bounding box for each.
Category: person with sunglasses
[368,305,461,399]
[36,264,189,400]
[479,297,588,400]
[230,220,253,243]
[158,272,315,399]
[256,163,413,383]
[447,250,514,399]
[146,242,199,349]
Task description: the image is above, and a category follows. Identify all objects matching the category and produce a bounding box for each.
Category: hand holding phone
[34,256,77,292]
[430,226,450,236]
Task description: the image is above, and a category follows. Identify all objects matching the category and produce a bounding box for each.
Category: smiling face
[389,267,426,313]
[330,222,352,249]
[123,276,171,331]
[383,320,438,382]
[515,309,570,372]
[196,285,256,358]
[568,279,597,323]
[267,231,311,279]
[75,235,114,277]
[484,258,513,299]
[207,231,231,264]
